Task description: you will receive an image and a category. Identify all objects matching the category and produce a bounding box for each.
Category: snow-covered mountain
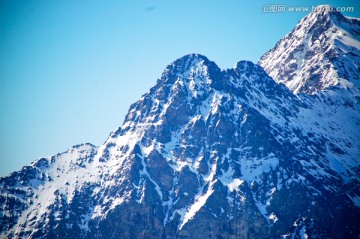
[259,5,360,195]
[1,5,360,239]
[259,5,360,95]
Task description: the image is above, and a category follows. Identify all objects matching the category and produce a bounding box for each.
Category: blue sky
[1,0,359,176]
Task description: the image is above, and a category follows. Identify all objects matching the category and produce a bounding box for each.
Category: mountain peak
[159,53,220,86]
[306,5,347,25]
[259,5,360,94]
[312,5,337,14]
[234,60,265,75]
[170,53,211,69]
[179,53,209,61]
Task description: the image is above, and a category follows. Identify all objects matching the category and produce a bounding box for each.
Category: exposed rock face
[1,6,360,239]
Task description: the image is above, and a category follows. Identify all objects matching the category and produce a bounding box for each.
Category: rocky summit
[259,5,360,95]
[1,5,359,239]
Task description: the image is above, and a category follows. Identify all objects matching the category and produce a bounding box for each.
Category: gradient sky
[1,0,359,176]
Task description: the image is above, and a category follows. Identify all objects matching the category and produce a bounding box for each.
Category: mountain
[1,6,360,239]
[259,4,360,196]
[259,5,360,95]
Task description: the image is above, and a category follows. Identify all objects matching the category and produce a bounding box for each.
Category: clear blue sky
[1,0,359,176]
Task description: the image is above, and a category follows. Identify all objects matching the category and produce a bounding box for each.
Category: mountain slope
[259,4,360,191]
[257,6,360,237]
